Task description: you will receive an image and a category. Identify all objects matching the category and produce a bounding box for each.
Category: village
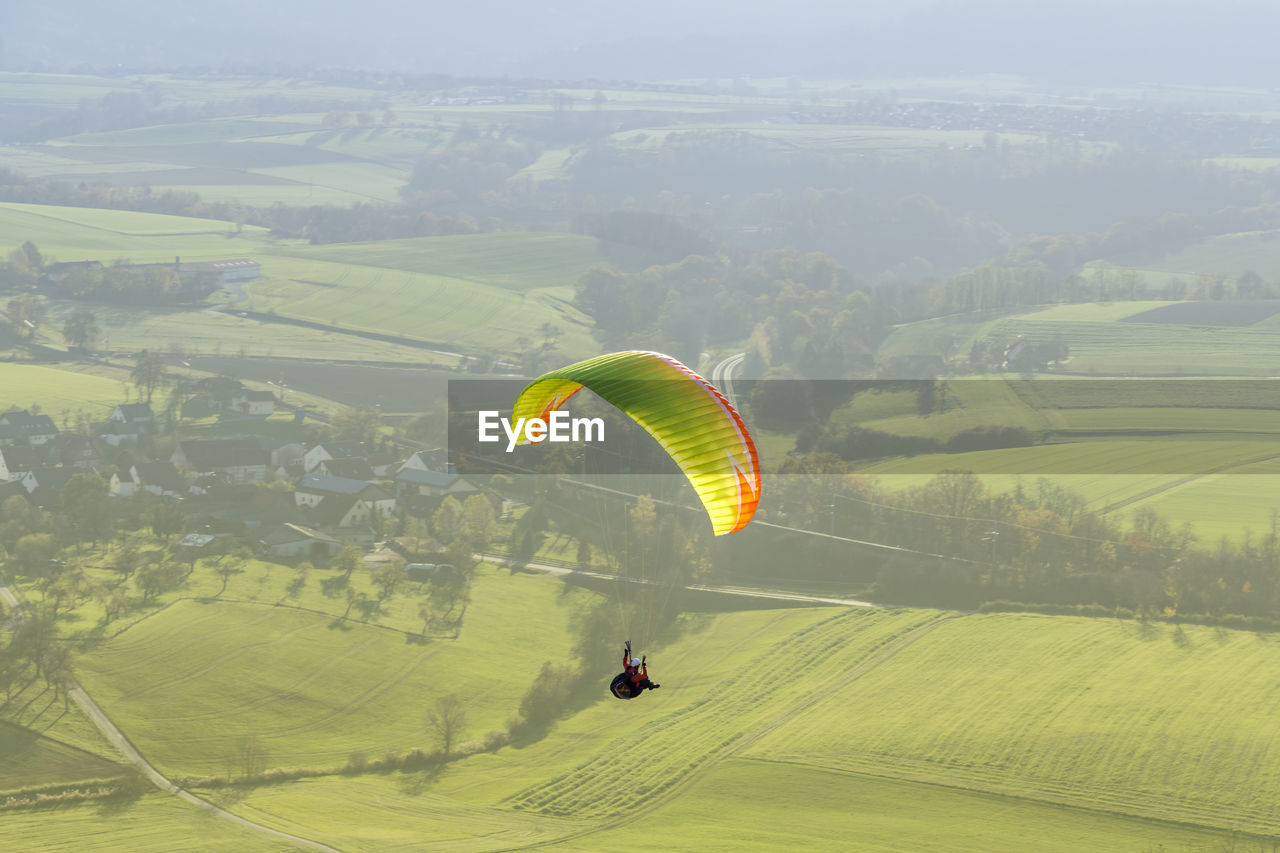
[0,378,485,568]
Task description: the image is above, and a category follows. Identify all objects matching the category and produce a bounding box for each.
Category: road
[0,571,342,853]
[710,351,746,410]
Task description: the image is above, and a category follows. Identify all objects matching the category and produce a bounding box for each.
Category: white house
[0,411,58,447]
[109,403,153,427]
[295,474,395,515]
[232,389,276,416]
[303,441,366,473]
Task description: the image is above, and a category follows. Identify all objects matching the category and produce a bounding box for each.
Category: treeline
[575,249,888,370]
[50,261,220,305]
[763,469,1280,620]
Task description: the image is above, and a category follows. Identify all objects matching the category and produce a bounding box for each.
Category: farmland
[174,600,1280,850]
[0,362,128,417]
[72,564,594,777]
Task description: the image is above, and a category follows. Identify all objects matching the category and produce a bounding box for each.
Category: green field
[244,250,599,359]
[554,761,1229,853]
[0,362,128,416]
[73,565,593,777]
[173,601,1280,851]
[3,793,300,852]
[0,201,270,262]
[0,720,124,793]
[296,232,619,292]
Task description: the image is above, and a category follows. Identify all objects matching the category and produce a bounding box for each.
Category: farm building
[113,462,185,498]
[260,523,342,559]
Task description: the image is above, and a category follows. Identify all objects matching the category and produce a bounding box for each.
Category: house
[109,469,136,498]
[260,439,305,470]
[0,444,44,479]
[231,389,276,417]
[295,474,395,513]
[0,410,58,446]
[394,468,478,499]
[313,456,375,481]
[303,441,366,473]
[109,403,153,427]
[20,466,79,505]
[260,523,342,559]
[171,438,268,482]
[130,462,185,497]
[310,494,392,529]
[396,449,448,475]
[102,403,155,446]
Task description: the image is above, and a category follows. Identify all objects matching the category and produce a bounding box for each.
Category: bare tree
[426,694,467,757]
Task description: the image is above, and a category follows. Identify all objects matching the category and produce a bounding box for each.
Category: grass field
[294,233,619,292]
[0,201,270,262]
[0,362,128,417]
[743,613,1280,834]
[554,760,1231,853]
[979,315,1280,375]
[244,252,598,359]
[1145,229,1280,281]
[194,601,1280,851]
[4,793,301,852]
[72,564,594,777]
[0,720,124,793]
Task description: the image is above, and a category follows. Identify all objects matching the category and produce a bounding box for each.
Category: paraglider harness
[611,641,660,699]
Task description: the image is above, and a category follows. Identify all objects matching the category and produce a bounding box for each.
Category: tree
[61,473,111,546]
[330,406,381,447]
[130,350,168,404]
[460,495,496,553]
[62,309,100,353]
[426,694,467,757]
[333,543,362,581]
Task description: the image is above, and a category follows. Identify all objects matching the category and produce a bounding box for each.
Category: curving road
[710,351,746,410]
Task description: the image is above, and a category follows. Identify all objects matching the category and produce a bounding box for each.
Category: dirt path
[1,572,342,853]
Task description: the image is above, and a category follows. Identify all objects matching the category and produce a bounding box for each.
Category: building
[295,474,394,511]
[171,438,268,482]
[231,389,276,417]
[394,468,478,499]
[260,523,342,559]
[313,457,376,481]
[109,403,153,427]
[303,441,367,473]
[0,410,58,446]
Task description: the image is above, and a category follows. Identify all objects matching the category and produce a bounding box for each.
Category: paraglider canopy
[512,350,760,536]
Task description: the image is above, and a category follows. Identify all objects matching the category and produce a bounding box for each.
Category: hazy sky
[4,1,1279,85]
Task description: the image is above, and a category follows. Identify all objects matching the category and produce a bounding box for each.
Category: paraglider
[511,350,760,536]
[610,641,660,699]
[512,350,759,701]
